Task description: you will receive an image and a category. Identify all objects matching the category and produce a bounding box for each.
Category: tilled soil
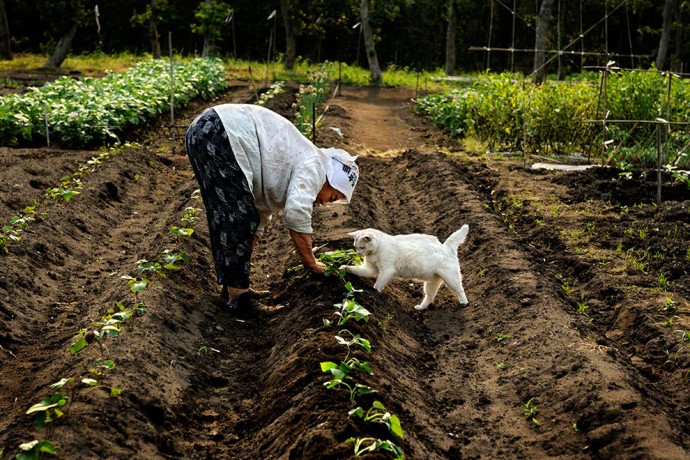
[0,82,689,459]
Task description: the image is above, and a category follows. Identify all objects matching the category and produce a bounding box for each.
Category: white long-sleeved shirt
[212,104,328,234]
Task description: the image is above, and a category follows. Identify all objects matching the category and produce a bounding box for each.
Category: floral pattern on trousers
[185,108,259,288]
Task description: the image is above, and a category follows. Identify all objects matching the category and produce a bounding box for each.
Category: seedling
[135,259,162,275]
[334,299,371,326]
[323,378,377,401]
[15,439,59,459]
[170,226,194,240]
[345,437,404,459]
[576,301,590,317]
[495,333,511,343]
[321,358,373,379]
[181,207,201,225]
[349,401,404,439]
[658,272,668,290]
[662,297,677,312]
[336,330,372,361]
[521,398,541,425]
[161,250,190,271]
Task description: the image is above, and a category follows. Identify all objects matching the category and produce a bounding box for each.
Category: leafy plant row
[0,57,226,147]
[416,69,690,173]
[314,250,406,459]
[15,192,201,459]
[0,142,140,255]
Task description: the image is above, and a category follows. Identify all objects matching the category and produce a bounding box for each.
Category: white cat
[340,225,469,310]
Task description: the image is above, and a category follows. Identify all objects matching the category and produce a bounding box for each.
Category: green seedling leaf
[128,278,150,293]
[26,393,68,415]
[110,387,122,398]
[17,439,60,460]
[81,378,99,387]
[320,361,339,372]
[349,407,364,418]
[69,337,88,355]
[49,378,73,390]
[170,226,194,238]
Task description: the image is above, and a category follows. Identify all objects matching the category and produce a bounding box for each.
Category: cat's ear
[347,230,359,238]
[361,235,372,243]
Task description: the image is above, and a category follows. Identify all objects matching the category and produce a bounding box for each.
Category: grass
[0,52,476,94]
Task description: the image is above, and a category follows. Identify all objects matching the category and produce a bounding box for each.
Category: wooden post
[169,32,176,153]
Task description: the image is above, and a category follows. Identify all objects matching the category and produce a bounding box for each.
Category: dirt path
[1,83,689,459]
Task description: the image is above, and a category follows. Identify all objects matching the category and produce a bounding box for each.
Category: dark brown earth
[0,76,689,459]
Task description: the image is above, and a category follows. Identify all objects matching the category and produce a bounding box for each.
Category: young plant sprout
[181,207,201,225]
[522,398,541,426]
[349,400,404,439]
[334,299,370,326]
[161,250,190,271]
[335,330,372,361]
[345,437,405,459]
[170,226,194,240]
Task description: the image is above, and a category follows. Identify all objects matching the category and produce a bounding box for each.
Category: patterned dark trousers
[185,108,259,288]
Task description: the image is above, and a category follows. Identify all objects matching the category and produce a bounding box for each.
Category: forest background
[0,0,686,83]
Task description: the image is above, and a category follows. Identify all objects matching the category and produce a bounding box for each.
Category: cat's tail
[443,224,469,252]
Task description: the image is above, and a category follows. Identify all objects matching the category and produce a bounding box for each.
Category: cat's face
[349,230,377,256]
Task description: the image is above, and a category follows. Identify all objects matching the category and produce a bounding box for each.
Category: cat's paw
[338,265,350,272]
[414,304,429,311]
[459,297,469,305]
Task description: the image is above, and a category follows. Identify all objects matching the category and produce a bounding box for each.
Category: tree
[445,0,457,76]
[40,0,89,68]
[279,0,297,69]
[0,0,11,60]
[656,0,678,70]
[533,0,555,83]
[131,0,169,59]
[360,0,382,85]
[192,0,232,57]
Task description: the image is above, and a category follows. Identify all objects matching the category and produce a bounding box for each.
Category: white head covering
[322,148,359,203]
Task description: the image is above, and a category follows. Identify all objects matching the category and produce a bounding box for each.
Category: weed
[576,301,590,317]
[658,272,668,290]
[495,333,511,343]
[377,313,393,332]
[662,297,676,312]
[496,361,507,370]
[521,398,541,426]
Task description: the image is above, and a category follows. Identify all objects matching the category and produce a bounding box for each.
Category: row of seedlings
[316,249,406,459]
[15,191,203,459]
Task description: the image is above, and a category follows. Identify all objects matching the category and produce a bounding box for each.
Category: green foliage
[191,0,232,40]
[349,401,404,439]
[416,69,690,168]
[16,439,59,460]
[346,437,405,459]
[0,58,226,147]
[294,67,330,138]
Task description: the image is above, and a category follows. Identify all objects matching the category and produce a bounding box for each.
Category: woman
[185,103,359,313]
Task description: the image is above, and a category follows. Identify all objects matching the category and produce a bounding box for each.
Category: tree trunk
[0,0,12,60]
[150,0,161,59]
[360,0,382,85]
[279,0,296,70]
[656,0,678,70]
[44,24,77,68]
[202,0,215,57]
[533,0,555,83]
[445,0,457,76]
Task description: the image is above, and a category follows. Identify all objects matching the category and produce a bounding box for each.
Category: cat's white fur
[340,225,469,310]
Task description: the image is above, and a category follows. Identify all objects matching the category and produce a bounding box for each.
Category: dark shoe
[226,292,284,316]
